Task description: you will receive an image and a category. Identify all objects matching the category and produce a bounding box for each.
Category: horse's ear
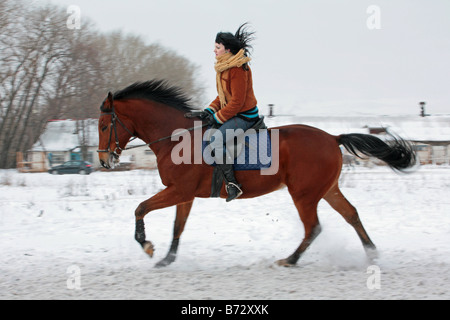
[107,92,113,105]
[102,92,114,111]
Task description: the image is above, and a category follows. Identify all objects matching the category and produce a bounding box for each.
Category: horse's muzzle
[98,151,119,170]
[100,159,110,169]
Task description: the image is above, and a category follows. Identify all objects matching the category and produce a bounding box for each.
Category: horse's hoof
[365,247,379,261]
[143,241,154,258]
[154,261,166,268]
[155,253,176,268]
[276,259,295,267]
[154,259,169,268]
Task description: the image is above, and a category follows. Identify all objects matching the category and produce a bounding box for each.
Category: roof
[30,119,145,153]
[31,115,450,153]
[265,115,450,142]
[31,119,148,152]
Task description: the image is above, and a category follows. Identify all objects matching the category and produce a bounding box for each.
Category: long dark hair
[215,22,255,57]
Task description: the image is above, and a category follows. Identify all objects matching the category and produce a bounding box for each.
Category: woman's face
[214,43,229,57]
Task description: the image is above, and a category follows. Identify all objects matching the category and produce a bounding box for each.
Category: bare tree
[0,0,206,168]
[97,31,205,105]
[0,2,74,167]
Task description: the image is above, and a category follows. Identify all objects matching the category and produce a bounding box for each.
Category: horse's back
[270,123,335,138]
[270,123,341,158]
[270,124,342,195]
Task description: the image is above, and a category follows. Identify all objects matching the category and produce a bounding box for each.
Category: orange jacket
[208,66,257,124]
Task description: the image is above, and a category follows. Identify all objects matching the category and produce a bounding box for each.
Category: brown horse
[97,80,416,267]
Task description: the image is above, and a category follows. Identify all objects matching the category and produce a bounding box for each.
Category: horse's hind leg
[324,184,377,258]
[277,197,322,267]
[155,200,194,268]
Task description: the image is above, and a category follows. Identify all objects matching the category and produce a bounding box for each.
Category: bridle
[97,102,137,158]
[97,100,208,160]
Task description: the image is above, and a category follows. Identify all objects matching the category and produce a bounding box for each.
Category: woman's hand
[198,109,217,125]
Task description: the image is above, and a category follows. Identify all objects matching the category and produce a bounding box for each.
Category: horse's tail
[337,133,417,172]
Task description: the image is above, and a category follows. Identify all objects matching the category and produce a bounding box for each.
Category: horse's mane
[113,80,194,112]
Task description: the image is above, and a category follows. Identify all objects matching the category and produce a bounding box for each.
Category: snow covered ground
[1,165,449,300]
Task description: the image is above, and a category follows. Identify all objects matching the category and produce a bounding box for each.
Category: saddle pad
[202,130,272,170]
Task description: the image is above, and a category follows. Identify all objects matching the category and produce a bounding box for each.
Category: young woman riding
[199,23,260,202]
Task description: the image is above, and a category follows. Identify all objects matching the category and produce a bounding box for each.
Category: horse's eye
[101,126,108,132]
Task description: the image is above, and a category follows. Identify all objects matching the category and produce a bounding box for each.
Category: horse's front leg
[155,200,194,268]
[135,218,155,257]
[134,186,193,260]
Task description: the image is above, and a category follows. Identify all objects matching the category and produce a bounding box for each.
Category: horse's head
[97,92,134,169]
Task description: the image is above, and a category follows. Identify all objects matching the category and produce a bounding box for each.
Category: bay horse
[97,80,416,267]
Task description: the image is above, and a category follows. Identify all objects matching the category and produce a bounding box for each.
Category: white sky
[41,0,450,116]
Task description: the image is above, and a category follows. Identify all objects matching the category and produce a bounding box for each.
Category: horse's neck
[118,100,194,153]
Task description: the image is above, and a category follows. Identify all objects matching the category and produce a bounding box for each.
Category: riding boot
[218,163,243,202]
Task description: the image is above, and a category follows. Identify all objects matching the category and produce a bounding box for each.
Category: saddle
[206,117,271,197]
[184,112,272,197]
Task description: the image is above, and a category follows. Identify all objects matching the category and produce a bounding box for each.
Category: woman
[199,23,260,202]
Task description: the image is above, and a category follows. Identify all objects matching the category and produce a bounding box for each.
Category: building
[264,114,450,166]
[23,119,156,172]
[21,115,450,172]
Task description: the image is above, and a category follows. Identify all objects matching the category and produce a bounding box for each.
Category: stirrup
[226,182,243,202]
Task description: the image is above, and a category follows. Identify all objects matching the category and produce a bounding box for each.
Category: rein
[97,104,208,156]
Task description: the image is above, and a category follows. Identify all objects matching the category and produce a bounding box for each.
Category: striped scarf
[214,49,251,108]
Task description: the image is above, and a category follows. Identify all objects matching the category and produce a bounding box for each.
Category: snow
[1,166,449,300]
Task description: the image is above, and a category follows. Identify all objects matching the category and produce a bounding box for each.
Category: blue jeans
[209,116,255,164]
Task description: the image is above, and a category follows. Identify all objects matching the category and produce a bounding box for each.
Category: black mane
[113,80,194,112]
